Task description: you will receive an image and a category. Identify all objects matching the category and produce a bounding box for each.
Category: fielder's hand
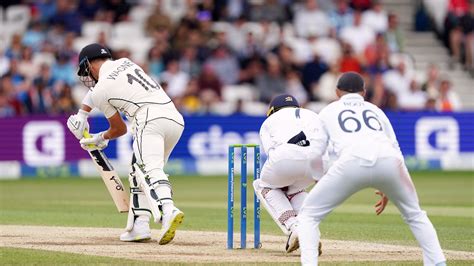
[374,190,389,215]
[80,132,109,150]
[67,109,90,139]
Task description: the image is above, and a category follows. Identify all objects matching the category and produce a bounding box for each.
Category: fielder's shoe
[120,220,152,242]
[157,207,184,245]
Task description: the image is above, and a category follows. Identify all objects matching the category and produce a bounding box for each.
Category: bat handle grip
[83,130,97,149]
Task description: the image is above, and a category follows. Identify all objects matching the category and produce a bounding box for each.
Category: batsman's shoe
[120,220,151,242]
[157,208,184,245]
[318,241,323,256]
[285,230,299,253]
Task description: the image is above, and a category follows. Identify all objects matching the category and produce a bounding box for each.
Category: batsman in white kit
[66,43,185,244]
[255,94,327,253]
[298,72,446,265]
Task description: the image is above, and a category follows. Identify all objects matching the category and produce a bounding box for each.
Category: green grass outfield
[0,171,473,265]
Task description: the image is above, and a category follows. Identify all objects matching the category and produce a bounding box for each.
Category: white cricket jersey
[259,107,328,156]
[89,58,181,123]
[319,93,402,162]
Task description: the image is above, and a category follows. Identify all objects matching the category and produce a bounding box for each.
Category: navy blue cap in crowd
[337,71,365,93]
[267,94,300,117]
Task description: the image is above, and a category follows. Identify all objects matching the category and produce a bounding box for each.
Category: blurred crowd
[0,0,464,118]
[422,0,474,74]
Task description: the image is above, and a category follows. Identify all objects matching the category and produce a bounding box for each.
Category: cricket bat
[83,132,129,213]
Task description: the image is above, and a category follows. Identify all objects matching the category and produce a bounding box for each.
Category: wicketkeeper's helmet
[267,94,300,117]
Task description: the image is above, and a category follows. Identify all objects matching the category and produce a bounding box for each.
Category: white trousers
[132,107,184,204]
[298,156,446,266]
[260,144,319,194]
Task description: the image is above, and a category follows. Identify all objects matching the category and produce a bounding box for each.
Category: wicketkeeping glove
[80,131,109,151]
[67,109,90,140]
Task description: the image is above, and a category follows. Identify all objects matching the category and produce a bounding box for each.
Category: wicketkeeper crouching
[67,43,185,245]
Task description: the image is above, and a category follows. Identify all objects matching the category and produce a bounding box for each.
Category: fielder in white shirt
[298,72,446,266]
[66,43,185,245]
[255,94,327,253]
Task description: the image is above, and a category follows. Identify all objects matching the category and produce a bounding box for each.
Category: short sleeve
[90,87,118,118]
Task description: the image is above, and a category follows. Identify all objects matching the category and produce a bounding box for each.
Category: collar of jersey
[340,93,364,101]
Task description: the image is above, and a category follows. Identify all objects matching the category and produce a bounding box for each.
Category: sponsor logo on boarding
[188,125,259,159]
[23,121,65,166]
[415,117,459,159]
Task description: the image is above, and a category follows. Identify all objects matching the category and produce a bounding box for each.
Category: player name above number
[107,60,134,80]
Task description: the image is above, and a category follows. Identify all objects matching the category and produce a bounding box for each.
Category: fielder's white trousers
[298,156,446,266]
[260,144,321,194]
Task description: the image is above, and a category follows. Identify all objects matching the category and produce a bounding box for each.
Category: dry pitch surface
[1,225,472,264]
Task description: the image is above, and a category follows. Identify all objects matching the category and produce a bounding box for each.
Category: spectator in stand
[0,90,15,117]
[101,0,131,22]
[29,77,53,114]
[350,0,373,11]
[302,51,328,96]
[177,78,202,114]
[147,46,165,80]
[383,61,411,100]
[162,0,188,23]
[160,58,190,99]
[444,0,470,69]
[313,63,339,103]
[294,0,331,38]
[17,46,39,81]
[61,32,79,63]
[78,0,103,20]
[22,21,46,52]
[397,80,428,110]
[329,0,354,34]
[310,29,342,66]
[460,3,474,75]
[0,74,22,115]
[52,83,76,114]
[260,21,281,53]
[145,4,172,35]
[7,60,30,113]
[33,63,55,91]
[365,33,391,74]
[420,64,441,99]
[285,68,308,105]
[44,23,67,51]
[361,0,388,33]
[180,45,201,78]
[339,43,362,73]
[204,45,239,85]
[275,44,300,71]
[238,56,264,85]
[256,55,286,103]
[51,52,75,86]
[0,50,10,77]
[49,0,82,34]
[238,31,265,61]
[250,0,288,23]
[364,73,393,108]
[340,10,375,55]
[5,34,23,60]
[198,64,222,99]
[437,77,462,111]
[385,13,404,52]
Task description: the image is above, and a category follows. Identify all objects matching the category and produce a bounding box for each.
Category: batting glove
[67,109,90,140]
[80,132,109,151]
